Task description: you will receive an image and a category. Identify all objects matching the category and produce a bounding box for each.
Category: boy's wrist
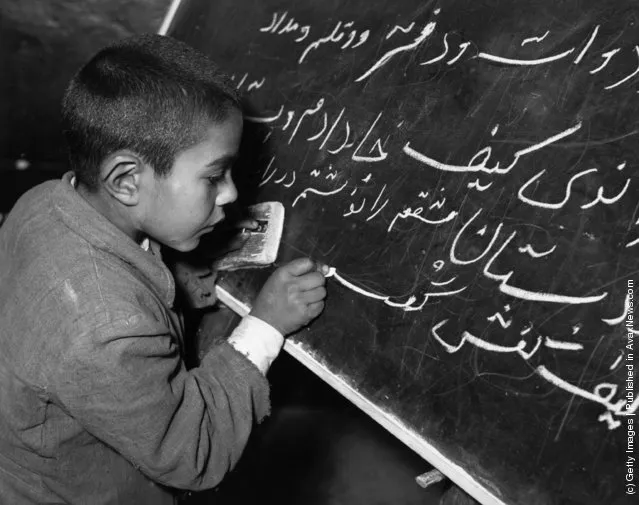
[227,315,284,374]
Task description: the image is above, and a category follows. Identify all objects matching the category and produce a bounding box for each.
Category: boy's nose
[217,174,238,207]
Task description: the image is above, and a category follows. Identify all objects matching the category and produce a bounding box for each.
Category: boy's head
[62,33,241,189]
[62,34,243,252]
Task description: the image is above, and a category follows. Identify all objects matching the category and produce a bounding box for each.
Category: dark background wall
[0,0,171,171]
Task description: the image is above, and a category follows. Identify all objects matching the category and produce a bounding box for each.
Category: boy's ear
[100,151,147,206]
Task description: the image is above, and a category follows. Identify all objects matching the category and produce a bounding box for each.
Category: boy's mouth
[200,224,216,234]
[213,211,226,226]
[201,213,225,233]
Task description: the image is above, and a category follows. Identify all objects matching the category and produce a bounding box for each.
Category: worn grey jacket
[0,173,270,504]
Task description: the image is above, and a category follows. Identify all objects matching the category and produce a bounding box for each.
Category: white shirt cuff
[227,315,284,375]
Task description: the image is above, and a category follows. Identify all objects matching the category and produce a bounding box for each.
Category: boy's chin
[165,237,201,253]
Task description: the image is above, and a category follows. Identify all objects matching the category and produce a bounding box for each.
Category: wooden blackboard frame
[214,285,505,505]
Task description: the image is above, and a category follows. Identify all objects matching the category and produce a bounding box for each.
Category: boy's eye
[207,175,224,184]
[206,166,233,185]
[207,171,227,184]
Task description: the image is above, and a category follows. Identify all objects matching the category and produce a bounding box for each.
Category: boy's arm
[49,310,271,491]
[47,258,325,492]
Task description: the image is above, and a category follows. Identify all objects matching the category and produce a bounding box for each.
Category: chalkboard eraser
[215,201,285,271]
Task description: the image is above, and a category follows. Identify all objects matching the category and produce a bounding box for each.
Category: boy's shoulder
[3,177,59,232]
[3,177,88,268]
[2,176,171,320]
[0,177,178,385]
[1,178,71,275]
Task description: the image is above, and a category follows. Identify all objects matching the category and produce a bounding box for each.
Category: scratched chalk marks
[170,1,638,503]
[242,5,638,434]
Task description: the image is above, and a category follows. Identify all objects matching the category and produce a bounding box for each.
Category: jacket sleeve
[48,310,271,491]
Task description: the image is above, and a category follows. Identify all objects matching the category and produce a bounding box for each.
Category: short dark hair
[62,34,241,189]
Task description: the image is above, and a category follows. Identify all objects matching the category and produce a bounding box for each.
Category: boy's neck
[76,183,145,245]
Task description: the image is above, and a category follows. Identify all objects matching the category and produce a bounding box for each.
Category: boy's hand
[170,220,259,309]
[209,218,259,262]
[251,258,328,335]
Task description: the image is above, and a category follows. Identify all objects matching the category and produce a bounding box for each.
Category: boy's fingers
[302,286,327,304]
[236,218,259,231]
[227,233,250,251]
[282,258,331,278]
[215,218,258,233]
[306,300,325,318]
[296,272,326,291]
[315,262,330,276]
[282,257,317,276]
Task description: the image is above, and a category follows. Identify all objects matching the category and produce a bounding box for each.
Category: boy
[0,34,327,504]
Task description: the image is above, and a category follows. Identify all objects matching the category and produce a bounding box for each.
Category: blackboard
[166,1,638,503]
